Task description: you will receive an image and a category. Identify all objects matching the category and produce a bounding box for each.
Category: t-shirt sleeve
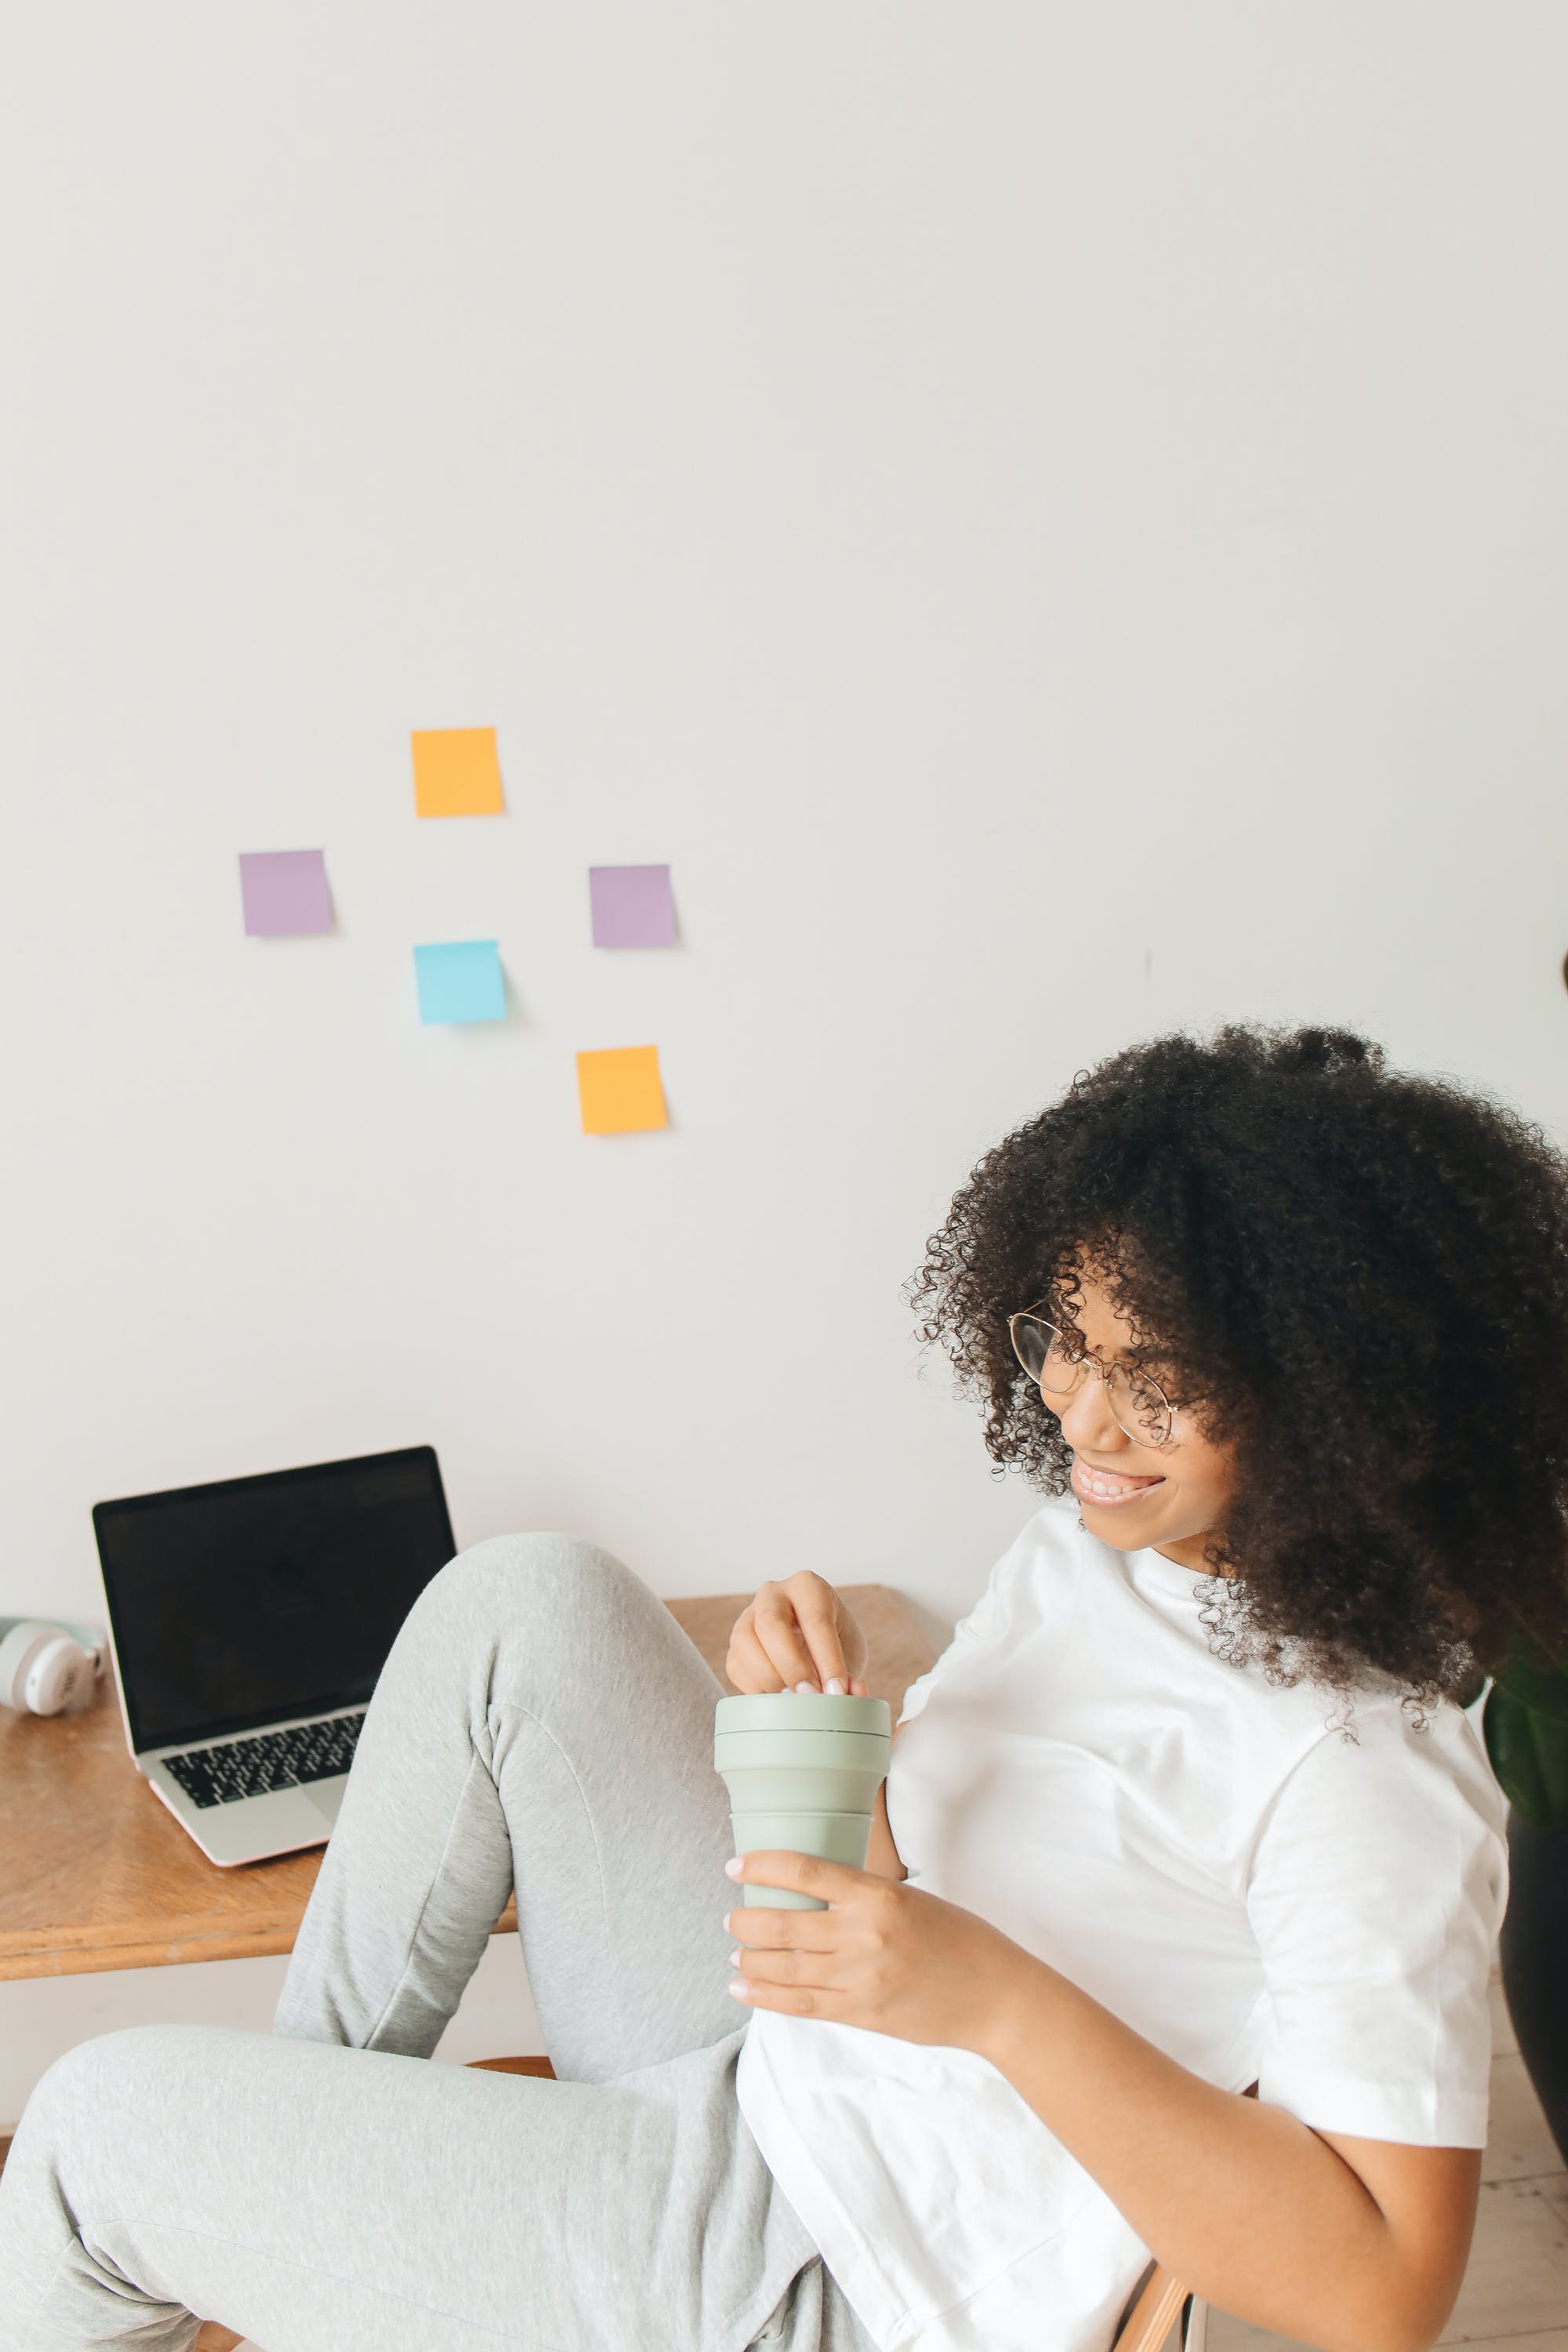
[1244,1707,1508,2147]
[894,1525,1025,1729]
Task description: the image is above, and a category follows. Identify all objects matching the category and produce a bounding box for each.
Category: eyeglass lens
[1009,1315,1171,1446]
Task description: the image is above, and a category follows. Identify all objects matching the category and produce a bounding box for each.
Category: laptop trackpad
[306,1778,347,1828]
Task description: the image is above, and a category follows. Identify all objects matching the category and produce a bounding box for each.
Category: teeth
[1079,1465,1153,1499]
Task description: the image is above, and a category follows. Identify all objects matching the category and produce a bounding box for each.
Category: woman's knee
[417,1532,650,1645]
[28,2025,153,2116]
[21,2025,206,2148]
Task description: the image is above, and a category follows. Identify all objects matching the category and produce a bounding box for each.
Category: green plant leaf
[1484,1683,1568,1827]
[1494,1649,1568,1726]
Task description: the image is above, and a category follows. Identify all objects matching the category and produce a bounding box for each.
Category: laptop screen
[93,1447,456,1755]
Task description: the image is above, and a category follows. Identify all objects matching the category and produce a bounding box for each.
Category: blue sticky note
[414,940,506,1025]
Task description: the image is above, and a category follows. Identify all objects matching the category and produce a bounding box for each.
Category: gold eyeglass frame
[1007,1301,1175,1449]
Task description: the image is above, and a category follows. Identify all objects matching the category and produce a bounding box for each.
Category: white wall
[3,3,1566,2106]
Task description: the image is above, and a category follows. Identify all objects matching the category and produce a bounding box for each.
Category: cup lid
[715,1692,891,1736]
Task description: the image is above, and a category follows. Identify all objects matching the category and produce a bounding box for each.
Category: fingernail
[728,1979,753,2000]
[728,1947,742,1965]
[724,1857,743,1878]
[794,1680,817,1695]
[825,1677,847,1696]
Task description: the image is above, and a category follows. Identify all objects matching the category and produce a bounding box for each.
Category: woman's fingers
[724,1860,879,2012]
[726,1851,868,1905]
[725,1870,863,2007]
[726,1617,787,1693]
[731,1577,872,1698]
[728,1890,842,1948]
[751,1581,827,1690]
[783,1574,853,1690]
[731,1943,835,1987]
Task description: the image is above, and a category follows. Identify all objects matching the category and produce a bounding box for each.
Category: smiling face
[1040,1267,1237,1573]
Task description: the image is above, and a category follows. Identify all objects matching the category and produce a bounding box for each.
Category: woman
[2,1024,1561,2352]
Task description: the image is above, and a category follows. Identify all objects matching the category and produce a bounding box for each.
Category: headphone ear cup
[28,1634,96,1715]
[0,1621,95,1715]
[0,1622,47,1711]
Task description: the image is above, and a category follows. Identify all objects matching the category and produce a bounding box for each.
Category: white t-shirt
[735,1497,1508,2352]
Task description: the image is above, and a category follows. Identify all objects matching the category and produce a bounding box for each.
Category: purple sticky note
[238,850,333,938]
[589,863,676,949]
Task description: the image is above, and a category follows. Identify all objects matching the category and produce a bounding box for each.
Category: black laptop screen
[93,1447,456,1754]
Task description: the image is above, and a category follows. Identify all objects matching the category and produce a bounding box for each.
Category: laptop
[93,1446,456,1867]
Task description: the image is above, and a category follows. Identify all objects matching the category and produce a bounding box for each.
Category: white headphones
[0,1617,108,1717]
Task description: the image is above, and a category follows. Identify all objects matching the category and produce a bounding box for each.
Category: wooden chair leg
[1112,2262,1192,2352]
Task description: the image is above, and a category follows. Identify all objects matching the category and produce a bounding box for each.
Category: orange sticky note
[410,727,505,818]
[576,1046,667,1135]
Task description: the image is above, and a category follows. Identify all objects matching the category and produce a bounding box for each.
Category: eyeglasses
[1007,1304,1174,1448]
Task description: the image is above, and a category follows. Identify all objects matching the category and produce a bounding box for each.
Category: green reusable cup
[714,1692,893,1910]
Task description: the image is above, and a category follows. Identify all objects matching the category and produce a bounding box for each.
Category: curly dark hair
[908,1024,1568,1702]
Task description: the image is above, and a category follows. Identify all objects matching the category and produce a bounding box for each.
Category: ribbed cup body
[714,1693,892,1910]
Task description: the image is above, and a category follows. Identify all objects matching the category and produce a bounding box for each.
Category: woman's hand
[726,1573,869,1697]
[724,1849,1036,2050]
[724,1578,906,1881]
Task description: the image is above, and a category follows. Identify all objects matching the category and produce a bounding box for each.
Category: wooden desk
[0,1585,948,1982]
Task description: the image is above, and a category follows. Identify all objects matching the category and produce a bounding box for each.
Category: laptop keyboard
[162,1713,367,1809]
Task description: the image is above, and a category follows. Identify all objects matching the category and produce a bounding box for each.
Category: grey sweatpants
[0,1535,878,2352]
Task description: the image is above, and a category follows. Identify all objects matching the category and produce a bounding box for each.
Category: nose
[1052,1368,1131,1454]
